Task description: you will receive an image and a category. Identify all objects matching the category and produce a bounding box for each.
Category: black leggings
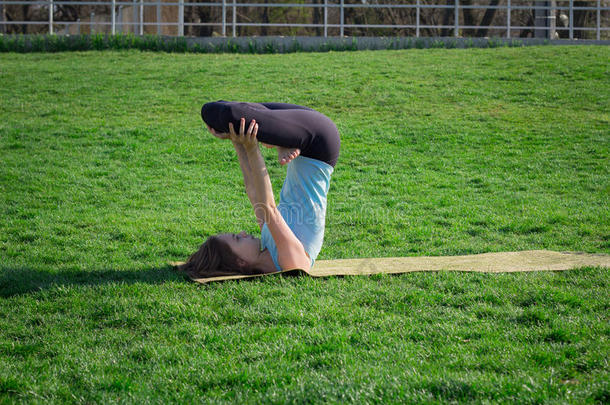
[201,101,340,167]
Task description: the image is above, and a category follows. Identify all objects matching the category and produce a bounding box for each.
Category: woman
[179,101,340,278]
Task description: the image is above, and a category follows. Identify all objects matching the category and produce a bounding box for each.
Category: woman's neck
[256,249,279,273]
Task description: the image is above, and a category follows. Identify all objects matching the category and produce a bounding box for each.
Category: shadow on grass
[0,265,185,298]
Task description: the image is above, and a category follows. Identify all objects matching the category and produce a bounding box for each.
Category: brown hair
[178,235,261,279]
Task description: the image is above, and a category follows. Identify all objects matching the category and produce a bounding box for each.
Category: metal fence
[0,1,608,39]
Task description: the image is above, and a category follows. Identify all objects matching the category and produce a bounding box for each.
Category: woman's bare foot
[277,146,300,165]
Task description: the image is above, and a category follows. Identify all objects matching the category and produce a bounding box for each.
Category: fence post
[222,0,226,36]
[179,0,184,36]
[157,0,161,35]
[506,0,511,38]
[91,12,95,33]
[140,0,144,35]
[454,0,459,37]
[570,0,574,39]
[340,0,344,37]
[112,0,116,34]
[232,0,236,37]
[416,0,420,37]
[549,0,556,39]
[597,0,600,40]
[324,0,327,37]
[49,0,53,34]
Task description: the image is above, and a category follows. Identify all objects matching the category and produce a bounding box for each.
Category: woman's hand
[229,118,259,150]
[206,123,230,140]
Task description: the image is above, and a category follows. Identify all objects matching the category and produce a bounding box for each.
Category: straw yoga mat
[171,250,610,284]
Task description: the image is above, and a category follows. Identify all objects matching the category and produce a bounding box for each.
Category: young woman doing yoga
[179,101,340,278]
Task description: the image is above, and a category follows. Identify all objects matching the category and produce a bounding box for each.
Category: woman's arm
[229,118,311,271]
[232,123,265,229]
[206,120,265,229]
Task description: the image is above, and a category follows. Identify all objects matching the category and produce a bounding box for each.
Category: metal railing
[0,1,608,40]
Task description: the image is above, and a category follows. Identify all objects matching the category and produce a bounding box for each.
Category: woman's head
[179,232,262,279]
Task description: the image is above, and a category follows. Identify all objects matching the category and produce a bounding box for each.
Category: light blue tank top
[260,156,334,271]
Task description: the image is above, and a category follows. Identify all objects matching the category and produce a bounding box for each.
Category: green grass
[0,47,609,402]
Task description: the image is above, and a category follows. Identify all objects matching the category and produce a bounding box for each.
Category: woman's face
[218,231,261,264]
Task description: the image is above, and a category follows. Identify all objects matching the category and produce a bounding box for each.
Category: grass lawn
[0,46,608,403]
